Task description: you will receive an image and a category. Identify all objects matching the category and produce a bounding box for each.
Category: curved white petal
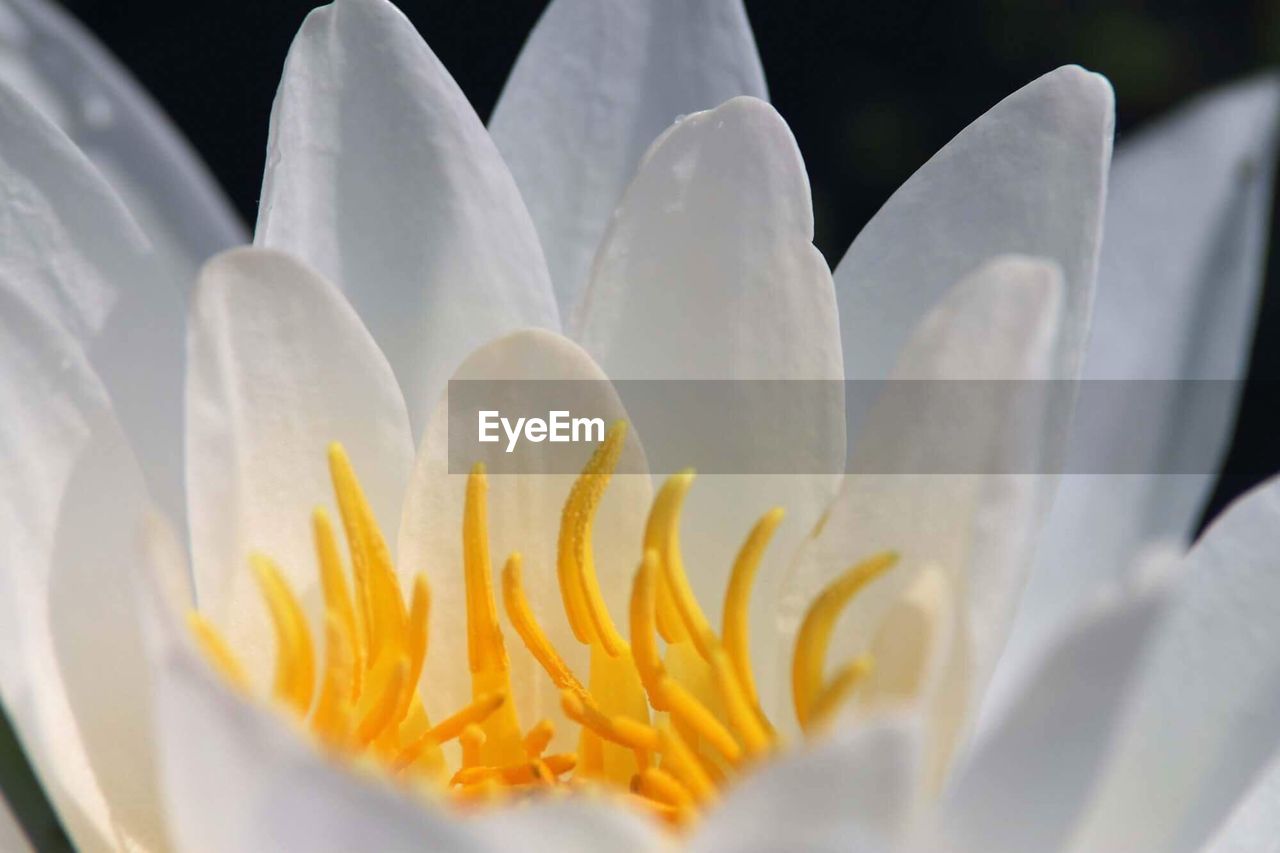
[489,0,766,315]
[940,546,1181,853]
[399,329,651,751]
[0,796,29,853]
[777,257,1063,773]
[997,74,1280,695]
[0,0,245,281]
[0,78,187,520]
[690,719,920,853]
[1204,753,1280,853]
[256,0,558,433]
[468,798,665,853]
[834,65,1113,383]
[1072,475,1280,852]
[0,283,169,850]
[134,547,486,853]
[186,247,413,687]
[575,95,845,711]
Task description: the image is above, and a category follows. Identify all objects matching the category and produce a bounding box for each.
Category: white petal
[574,95,845,711]
[185,247,412,687]
[834,65,1112,382]
[777,257,1063,772]
[489,0,766,315]
[468,798,666,853]
[1203,752,1280,853]
[256,0,559,433]
[135,563,487,853]
[0,795,29,853]
[1070,475,1280,852]
[940,546,1181,853]
[0,0,245,280]
[399,329,651,750]
[690,719,920,853]
[996,75,1280,697]
[0,282,169,850]
[0,79,187,520]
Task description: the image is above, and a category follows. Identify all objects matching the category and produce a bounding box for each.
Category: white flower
[0,0,1277,851]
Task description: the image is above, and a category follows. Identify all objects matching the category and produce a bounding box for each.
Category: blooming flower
[1,0,1278,851]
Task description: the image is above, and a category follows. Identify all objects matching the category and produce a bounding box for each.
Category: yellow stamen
[392,692,508,771]
[523,720,555,759]
[311,615,352,746]
[251,553,315,716]
[723,507,784,716]
[185,613,248,692]
[636,767,696,814]
[806,655,875,732]
[710,647,770,757]
[556,422,630,656]
[463,464,525,765]
[791,551,898,729]
[313,507,364,701]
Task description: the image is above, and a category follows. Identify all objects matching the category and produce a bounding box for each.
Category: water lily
[1,0,1278,851]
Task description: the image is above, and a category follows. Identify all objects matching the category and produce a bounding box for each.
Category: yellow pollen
[186,432,900,828]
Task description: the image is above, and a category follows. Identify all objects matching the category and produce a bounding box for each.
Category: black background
[3,3,1280,847]
[53,0,1280,522]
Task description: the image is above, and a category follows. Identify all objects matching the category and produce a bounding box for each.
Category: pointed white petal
[834,66,1112,382]
[1074,475,1280,851]
[574,95,845,711]
[468,798,665,853]
[0,79,187,520]
[399,329,650,750]
[186,247,413,686]
[690,719,920,853]
[777,257,1063,774]
[0,283,169,850]
[256,0,558,433]
[941,547,1181,853]
[490,0,766,314]
[0,0,245,279]
[998,75,1280,695]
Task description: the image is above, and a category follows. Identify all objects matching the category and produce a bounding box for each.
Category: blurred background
[4,0,1280,848]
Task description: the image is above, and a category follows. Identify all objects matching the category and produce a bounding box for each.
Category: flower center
[187,423,897,828]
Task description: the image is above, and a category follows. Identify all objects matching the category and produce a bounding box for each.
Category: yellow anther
[791,551,898,729]
[710,647,771,757]
[629,550,670,710]
[251,553,315,716]
[502,553,591,703]
[806,655,875,733]
[643,473,693,643]
[556,422,629,657]
[398,574,430,721]
[311,614,352,746]
[659,676,742,767]
[523,720,555,759]
[392,692,508,771]
[186,613,249,692]
[636,767,696,814]
[560,691,662,754]
[353,656,407,747]
[464,464,508,674]
[460,724,486,769]
[313,507,364,701]
[723,507,784,717]
[327,444,375,657]
[656,726,715,805]
[651,472,719,659]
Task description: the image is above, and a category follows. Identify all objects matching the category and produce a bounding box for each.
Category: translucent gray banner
[446,380,1263,475]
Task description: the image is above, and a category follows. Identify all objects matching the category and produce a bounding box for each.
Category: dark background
[4,1,1280,848]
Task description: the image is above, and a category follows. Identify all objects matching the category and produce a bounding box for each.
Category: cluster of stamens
[187,423,896,828]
